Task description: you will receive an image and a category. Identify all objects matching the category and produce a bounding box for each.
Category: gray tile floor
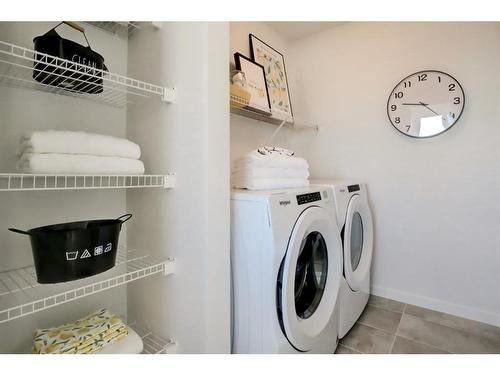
[335,295,500,354]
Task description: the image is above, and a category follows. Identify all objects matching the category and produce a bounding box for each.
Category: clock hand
[418,101,440,116]
[402,103,422,105]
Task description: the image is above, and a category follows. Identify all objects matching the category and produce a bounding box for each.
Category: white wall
[0,22,128,352]
[286,22,500,326]
[127,22,230,353]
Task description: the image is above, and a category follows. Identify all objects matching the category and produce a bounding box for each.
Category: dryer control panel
[296,191,322,205]
[347,184,360,192]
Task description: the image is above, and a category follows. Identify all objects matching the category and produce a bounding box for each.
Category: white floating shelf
[0,173,176,191]
[128,322,176,354]
[0,41,175,107]
[0,249,175,324]
[230,105,294,126]
[230,94,318,131]
[230,105,319,132]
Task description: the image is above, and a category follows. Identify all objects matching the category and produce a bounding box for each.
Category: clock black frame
[386,69,465,139]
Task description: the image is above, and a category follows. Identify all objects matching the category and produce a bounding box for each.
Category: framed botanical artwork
[249,34,293,120]
[234,53,272,115]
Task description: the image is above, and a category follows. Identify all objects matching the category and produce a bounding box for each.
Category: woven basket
[230,84,251,108]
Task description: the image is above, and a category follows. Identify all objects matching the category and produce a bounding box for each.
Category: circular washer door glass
[350,212,364,271]
[294,231,328,319]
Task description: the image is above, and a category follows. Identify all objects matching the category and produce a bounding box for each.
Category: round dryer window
[343,193,374,293]
[350,212,364,271]
[294,231,328,319]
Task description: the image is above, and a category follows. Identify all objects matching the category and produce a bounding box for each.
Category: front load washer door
[278,206,342,352]
[343,195,373,292]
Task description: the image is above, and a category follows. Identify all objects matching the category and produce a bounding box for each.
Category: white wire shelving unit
[0,248,175,325]
[0,40,175,108]
[0,173,176,191]
[129,322,177,354]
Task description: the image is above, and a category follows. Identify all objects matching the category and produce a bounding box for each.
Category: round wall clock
[387,70,465,138]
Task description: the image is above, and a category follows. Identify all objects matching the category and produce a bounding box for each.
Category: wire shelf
[0,248,175,324]
[86,22,141,37]
[0,40,175,107]
[0,173,176,191]
[129,322,176,354]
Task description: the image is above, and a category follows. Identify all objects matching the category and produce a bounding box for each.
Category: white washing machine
[231,187,342,353]
[312,181,374,338]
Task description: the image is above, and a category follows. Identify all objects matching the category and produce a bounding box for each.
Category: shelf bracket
[151,21,163,30]
[162,87,176,103]
[268,119,287,143]
[293,124,320,133]
[165,339,177,354]
[163,258,176,276]
[163,174,176,189]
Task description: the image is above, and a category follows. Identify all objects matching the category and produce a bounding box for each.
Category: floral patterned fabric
[33,309,128,354]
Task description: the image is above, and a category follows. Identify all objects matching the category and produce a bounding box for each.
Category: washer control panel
[296,191,321,205]
[347,184,360,193]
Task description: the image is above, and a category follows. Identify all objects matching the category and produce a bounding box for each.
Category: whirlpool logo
[279,200,291,206]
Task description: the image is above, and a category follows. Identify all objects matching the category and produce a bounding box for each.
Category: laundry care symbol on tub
[65,249,96,261]
[80,249,91,259]
[104,243,112,253]
[66,251,79,261]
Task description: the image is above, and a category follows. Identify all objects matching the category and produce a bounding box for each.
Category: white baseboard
[371,284,500,327]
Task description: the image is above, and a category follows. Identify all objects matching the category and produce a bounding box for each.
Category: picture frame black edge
[233,52,253,70]
[386,69,465,139]
[248,33,257,60]
[233,52,272,115]
[248,34,294,118]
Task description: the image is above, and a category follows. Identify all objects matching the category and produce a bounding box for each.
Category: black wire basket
[32,21,108,94]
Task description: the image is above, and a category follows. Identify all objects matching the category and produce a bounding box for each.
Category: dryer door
[278,206,342,352]
[343,194,373,292]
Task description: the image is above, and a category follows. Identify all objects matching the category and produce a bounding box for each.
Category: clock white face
[387,70,465,138]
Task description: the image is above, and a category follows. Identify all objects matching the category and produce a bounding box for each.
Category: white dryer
[231,187,342,353]
[312,181,374,338]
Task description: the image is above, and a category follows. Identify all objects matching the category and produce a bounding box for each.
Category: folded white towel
[234,150,309,170]
[18,130,141,159]
[257,146,294,156]
[17,153,145,175]
[232,177,310,191]
[232,166,310,179]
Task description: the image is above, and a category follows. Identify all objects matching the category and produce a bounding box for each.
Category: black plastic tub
[9,214,132,284]
[33,21,107,94]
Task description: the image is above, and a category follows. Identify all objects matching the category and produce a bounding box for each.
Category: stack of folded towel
[232,147,310,190]
[17,130,145,175]
[33,309,142,354]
